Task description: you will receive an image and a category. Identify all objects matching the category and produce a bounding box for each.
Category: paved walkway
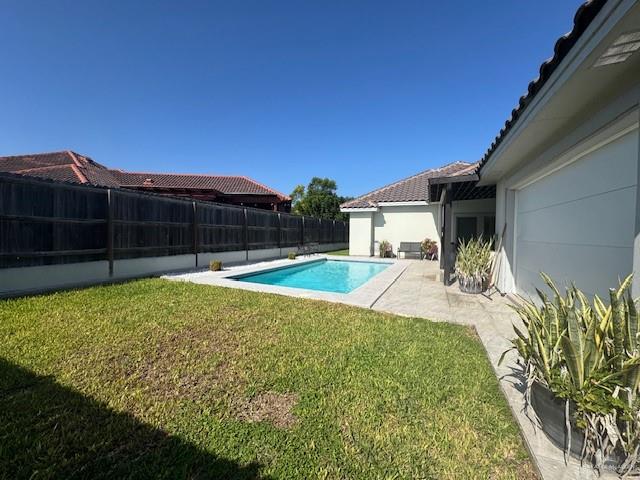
[373,260,611,480]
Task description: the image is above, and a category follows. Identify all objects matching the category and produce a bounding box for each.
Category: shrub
[502,273,640,474]
[379,240,392,258]
[421,238,437,253]
[209,260,222,271]
[288,252,296,260]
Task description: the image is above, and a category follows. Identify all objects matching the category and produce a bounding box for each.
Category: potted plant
[421,238,438,260]
[379,240,392,258]
[209,260,223,271]
[501,273,639,475]
[454,237,492,293]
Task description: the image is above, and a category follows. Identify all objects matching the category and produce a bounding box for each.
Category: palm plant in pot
[454,237,492,294]
[501,273,640,475]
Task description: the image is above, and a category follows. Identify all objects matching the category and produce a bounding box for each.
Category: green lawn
[325,248,349,255]
[0,279,534,479]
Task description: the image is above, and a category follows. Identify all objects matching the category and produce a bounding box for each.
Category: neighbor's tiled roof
[109,170,290,200]
[0,151,121,187]
[0,151,290,200]
[341,161,476,208]
[478,0,607,173]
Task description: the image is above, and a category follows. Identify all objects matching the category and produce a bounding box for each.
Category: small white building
[340,162,496,261]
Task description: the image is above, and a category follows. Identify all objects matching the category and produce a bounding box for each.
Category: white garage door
[515,129,638,299]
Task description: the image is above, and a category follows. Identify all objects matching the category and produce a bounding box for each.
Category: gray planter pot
[457,275,487,294]
[530,381,626,471]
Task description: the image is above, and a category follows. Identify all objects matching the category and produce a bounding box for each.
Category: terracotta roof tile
[109,171,290,200]
[0,151,121,187]
[0,151,290,201]
[341,161,475,208]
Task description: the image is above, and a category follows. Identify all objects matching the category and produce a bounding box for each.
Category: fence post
[332,219,336,244]
[107,189,114,277]
[192,201,198,267]
[243,208,249,261]
[277,212,281,249]
[301,216,305,245]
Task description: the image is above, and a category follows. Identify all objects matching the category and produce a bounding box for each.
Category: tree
[290,177,352,221]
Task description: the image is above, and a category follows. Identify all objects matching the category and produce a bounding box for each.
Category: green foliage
[287,252,296,260]
[379,240,392,258]
[290,177,352,221]
[0,279,535,478]
[325,249,349,256]
[421,238,437,254]
[454,237,492,281]
[209,260,222,271]
[502,273,640,473]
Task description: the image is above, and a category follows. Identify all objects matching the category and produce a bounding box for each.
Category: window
[483,215,496,244]
[456,217,477,244]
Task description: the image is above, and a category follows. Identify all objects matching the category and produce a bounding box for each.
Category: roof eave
[340,207,379,213]
[477,0,613,184]
[429,173,479,185]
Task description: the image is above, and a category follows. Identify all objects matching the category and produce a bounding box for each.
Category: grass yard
[0,279,534,479]
[325,249,349,256]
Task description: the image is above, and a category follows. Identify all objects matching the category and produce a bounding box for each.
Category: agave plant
[502,273,640,474]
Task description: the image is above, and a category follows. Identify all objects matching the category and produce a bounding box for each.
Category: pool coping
[163,255,408,308]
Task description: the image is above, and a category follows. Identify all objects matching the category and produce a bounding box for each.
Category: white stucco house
[342,0,640,299]
[340,161,496,260]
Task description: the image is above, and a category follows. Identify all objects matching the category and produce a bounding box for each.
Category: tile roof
[109,170,290,200]
[478,0,607,173]
[0,151,121,187]
[0,151,290,200]
[341,161,476,208]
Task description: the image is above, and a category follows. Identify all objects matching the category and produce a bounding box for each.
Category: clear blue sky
[0,0,583,197]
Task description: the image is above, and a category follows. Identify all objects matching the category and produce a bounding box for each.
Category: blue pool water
[233,259,390,293]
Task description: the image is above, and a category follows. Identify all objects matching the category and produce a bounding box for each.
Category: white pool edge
[162,255,408,308]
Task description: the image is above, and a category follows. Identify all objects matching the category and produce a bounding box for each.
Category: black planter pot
[530,381,627,471]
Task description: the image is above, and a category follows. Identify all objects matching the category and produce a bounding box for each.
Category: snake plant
[502,273,640,474]
[455,237,492,290]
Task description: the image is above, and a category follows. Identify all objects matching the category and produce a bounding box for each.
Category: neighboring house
[340,161,496,259]
[343,0,640,299]
[0,151,291,211]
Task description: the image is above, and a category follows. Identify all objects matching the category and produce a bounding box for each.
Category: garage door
[515,129,638,299]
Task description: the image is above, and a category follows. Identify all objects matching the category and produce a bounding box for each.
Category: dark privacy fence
[0,174,349,269]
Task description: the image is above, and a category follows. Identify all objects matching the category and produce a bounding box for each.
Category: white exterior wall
[494,182,516,293]
[494,110,640,298]
[514,129,638,299]
[0,243,348,298]
[346,201,497,259]
[348,211,374,256]
[373,205,439,257]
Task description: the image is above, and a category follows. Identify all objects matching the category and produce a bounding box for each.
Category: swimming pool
[232,259,390,293]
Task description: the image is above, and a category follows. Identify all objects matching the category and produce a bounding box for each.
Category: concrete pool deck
[163,255,407,308]
[165,255,613,479]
